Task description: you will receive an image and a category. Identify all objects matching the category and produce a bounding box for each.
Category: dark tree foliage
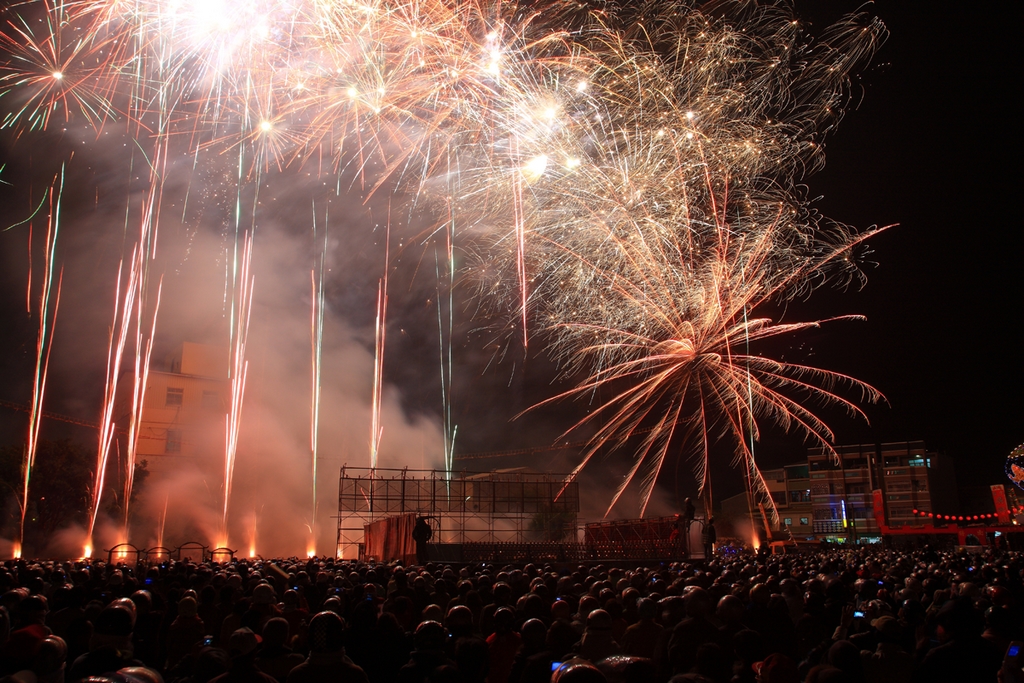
[0,439,147,554]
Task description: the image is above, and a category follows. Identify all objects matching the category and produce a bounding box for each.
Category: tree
[0,439,148,554]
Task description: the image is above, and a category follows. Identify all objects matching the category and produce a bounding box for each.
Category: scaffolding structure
[336,467,579,559]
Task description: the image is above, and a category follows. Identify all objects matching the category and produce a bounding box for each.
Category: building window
[166,387,184,406]
[166,430,182,453]
[202,390,220,409]
[783,518,793,527]
[800,517,809,526]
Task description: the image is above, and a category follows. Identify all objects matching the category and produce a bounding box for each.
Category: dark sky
[781,0,1024,499]
[0,0,1020,526]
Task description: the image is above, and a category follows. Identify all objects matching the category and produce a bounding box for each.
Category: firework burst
[0,0,890,532]
[463,2,889,516]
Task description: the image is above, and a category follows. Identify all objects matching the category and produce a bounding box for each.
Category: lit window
[166,387,184,406]
[166,430,182,453]
[800,517,809,526]
[783,518,793,526]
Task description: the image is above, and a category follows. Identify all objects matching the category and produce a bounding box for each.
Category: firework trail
[16,169,64,557]
[88,254,132,558]
[155,492,168,549]
[119,131,172,542]
[249,506,262,558]
[222,230,254,546]
[309,206,327,555]
[369,219,389,471]
[121,275,161,537]
[434,204,457,493]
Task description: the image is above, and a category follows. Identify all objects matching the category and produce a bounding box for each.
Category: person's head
[576,595,598,620]
[260,617,289,648]
[493,607,515,634]
[34,635,67,683]
[870,615,901,643]
[935,597,983,641]
[118,667,164,683]
[826,640,862,680]
[227,627,261,662]
[94,603,134,640]
[307,611,344,654]
[176,595,197,619]
[446,604,473,636]
[414,620,446,651]
[251,583,276,606]
[585,609,612,635]
[193,647,230,683]
[637,597,657,621]
[552,658,608,683]
[454,637,489,682]
[752,653,799,683]
[18,595,48,626]
[520,618,546,650]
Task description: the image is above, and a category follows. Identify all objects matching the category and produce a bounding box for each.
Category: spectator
[254,618,303,683]
[287,612,368,683]
[210,628,278,683]
[68,603,144,680]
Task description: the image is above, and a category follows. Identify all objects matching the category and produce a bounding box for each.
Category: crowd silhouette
[0,546,1020,683]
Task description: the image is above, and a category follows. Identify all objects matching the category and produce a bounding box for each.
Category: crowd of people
[0,546,1021,683]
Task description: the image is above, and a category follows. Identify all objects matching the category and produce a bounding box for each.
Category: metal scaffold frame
[336,467,580,559]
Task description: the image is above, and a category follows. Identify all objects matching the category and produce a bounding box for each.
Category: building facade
[113,342,229,478]
[807,440,958,543]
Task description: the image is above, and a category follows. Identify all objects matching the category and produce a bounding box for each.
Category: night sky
[0,0,1020,532]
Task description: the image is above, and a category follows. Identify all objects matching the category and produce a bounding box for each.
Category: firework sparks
[0,0,889,528]
[369,219,389,471]
[464,2,889,516]
[18,169,64,555]
[309,205,327,555]
[223,230,254,544]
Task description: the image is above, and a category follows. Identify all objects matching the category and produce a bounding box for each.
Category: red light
[973,515,979,521]
[958,516,964,521]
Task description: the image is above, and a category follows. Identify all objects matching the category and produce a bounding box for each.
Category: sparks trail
[16,169,64,558]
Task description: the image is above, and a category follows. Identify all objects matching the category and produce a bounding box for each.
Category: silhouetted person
[412,517,433,566]
[287,612,369,683]
[702,518,716,560]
